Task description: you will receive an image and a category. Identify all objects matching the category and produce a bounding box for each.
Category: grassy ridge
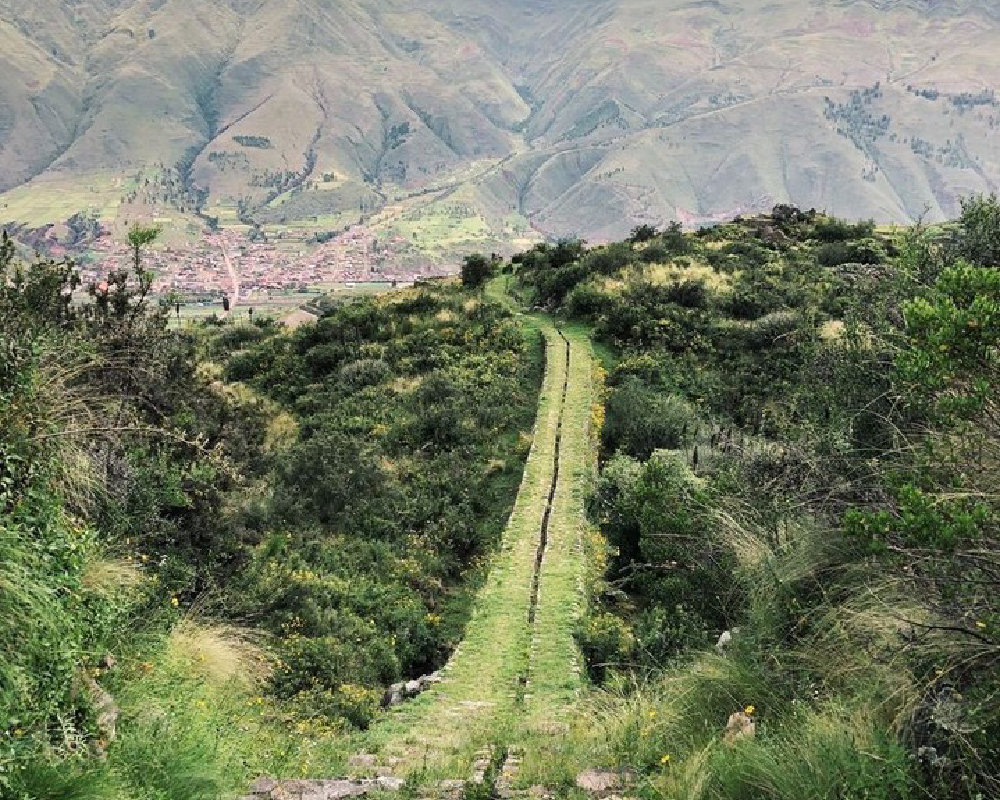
[356,310,596,785]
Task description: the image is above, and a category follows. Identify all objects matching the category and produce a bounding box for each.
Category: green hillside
[3,194,999,799]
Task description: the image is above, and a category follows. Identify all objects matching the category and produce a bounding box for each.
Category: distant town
[78,224,448,306]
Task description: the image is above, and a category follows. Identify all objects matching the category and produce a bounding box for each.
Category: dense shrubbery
[1,228,278,796]
[515,201,1000,798]
[2,224,541,798]
[207,285,544,705]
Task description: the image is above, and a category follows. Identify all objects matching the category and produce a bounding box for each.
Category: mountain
[2,0,1000,261]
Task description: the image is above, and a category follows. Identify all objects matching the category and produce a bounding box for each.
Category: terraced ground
[239,299,596,799]
[364,312,594,778]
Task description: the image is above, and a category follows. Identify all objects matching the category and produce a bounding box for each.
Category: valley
[3,0,1000,279]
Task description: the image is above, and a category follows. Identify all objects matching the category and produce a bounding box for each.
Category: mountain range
[2,0,1000,260]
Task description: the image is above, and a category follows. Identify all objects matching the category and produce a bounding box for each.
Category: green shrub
[566,281,610,318]
[577,612,635,683]
[581,242,636,276]
[289,685,381,730]
[602,378,697,459]
[339,357,392,388]
[273,633,400,698]
[813,217,876,242]
[461,253,496,289]
[957,194,1000,267]
[816,238,887,267]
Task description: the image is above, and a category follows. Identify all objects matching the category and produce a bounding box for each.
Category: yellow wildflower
[660,754,671,764]
[975,621,987,629]
[744,704,756,715]
[170,597,179,607]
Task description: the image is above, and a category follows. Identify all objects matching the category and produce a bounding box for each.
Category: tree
[461,253,495,289]
[629,224,659,243]
[958,193,1000,268]
[127,223,160,272]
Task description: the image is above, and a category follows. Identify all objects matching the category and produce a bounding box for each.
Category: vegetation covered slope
[0,231,543,798]
[3,1,1000,256]
[350,318,594,782]
[511,197,1000,799]
[4,191,1000,800]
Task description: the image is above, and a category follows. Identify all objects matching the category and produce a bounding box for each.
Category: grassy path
[355,307,594,788]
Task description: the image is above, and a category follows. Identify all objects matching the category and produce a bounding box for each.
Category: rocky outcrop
[381,671,443,707]
[574,769,637,797]
[714,627,740,653]
[723,711,756,744]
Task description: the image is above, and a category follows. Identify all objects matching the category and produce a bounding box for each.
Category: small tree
[629,224,659,244]
[958,193,1000,268]
[461,253,495,290]
[128,224,160,272]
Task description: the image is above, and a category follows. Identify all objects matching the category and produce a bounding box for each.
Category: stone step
[239,776,404,800]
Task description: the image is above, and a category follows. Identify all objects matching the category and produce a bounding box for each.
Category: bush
[660,222,691,257]
[630,224,659,243]
[566,282,610,319]
[816,238,886,267]
[639,243,670,264]
[813,216,876,242]
[631,604,713,667]
[577,611,636,682]
[273,633,400,698]
[602,378,698,459]
[461,253,496,289]
[741,310,801,350]
[339,358,391,389]
[581,242,636,276]
[289,685,381,730]
[665,279,710,309]
[958,193,1000,267]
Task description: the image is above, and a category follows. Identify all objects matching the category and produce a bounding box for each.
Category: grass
[503,451,932,798]
[0,172,134,226]
[521,323,593,722]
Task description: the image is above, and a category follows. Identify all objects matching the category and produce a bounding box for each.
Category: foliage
[514,201,1000,798]
[461,253,497,289]
[2,220,540,797]
[957,193,1000,267]
[601,377,696,459]
[216,284,542,706]
[628,224,659,244]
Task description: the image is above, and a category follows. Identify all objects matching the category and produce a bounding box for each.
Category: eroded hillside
[2,0,1000,259]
